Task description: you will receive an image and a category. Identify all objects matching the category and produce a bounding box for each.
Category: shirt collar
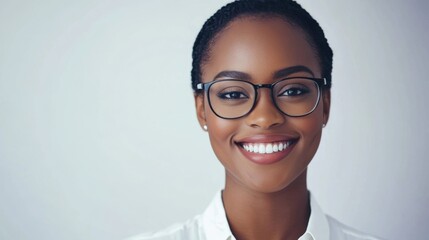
[298,194,330,240]
[202,191,234,240]
[202,191,329,240]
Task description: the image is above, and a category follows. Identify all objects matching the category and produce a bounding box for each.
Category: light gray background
[1,1,428,239]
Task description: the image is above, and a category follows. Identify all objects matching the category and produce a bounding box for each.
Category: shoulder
[124,215,204,240]
[124,191,226,240]
[327,215,385,240]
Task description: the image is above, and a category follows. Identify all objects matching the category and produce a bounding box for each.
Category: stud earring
[203,125,208,131]
[322,123,326,128]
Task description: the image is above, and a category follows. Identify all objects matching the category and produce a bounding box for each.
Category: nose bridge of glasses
[246,83,284,128]
[253,84,279,112]
[254,83,274,97]
[255,83,273,89]
[254,83,275,102]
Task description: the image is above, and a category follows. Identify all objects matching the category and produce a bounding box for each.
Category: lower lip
[237,141,296,165]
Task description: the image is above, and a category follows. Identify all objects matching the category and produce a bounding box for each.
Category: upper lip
[235,134,299,144]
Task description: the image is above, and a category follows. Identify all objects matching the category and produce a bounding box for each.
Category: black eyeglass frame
[196,77,329,120]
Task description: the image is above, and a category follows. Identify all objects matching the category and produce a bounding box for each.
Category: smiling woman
[125,1,382,240]
[1,0,428,239]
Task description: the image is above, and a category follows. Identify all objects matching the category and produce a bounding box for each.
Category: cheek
[291,104,325,152]
[205,106,239,160]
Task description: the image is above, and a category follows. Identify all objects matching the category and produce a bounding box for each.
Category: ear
[322,89,331,126]
[194,93,207,130]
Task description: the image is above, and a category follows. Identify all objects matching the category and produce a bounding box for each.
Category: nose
[245,89,285,129]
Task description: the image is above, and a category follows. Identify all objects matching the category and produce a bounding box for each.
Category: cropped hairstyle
[191,0,333,93]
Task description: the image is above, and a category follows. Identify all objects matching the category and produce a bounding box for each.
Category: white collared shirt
[127,191,382,240]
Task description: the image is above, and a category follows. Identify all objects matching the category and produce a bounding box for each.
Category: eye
[218,91,249,100]
[278,86,309,97]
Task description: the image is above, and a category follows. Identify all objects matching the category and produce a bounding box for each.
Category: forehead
[202,17,320,82]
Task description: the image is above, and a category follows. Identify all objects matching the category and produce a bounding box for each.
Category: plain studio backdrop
[1,1,428,239]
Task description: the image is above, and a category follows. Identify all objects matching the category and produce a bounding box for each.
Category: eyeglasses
[196,77,328,119]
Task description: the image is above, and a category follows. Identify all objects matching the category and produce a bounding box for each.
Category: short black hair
[191,0,333,93]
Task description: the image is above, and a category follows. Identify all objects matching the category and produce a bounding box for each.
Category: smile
[235,135,298,165]
[241,141,292,154]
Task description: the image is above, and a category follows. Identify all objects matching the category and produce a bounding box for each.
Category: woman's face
[195,17,330,193]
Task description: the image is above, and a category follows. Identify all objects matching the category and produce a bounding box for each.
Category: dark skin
[195,17,330,240]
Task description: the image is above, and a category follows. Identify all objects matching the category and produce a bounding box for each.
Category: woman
[130,0,381,239]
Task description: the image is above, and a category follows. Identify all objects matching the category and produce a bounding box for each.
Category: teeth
[266,144,273,154]
[258,144,266,154]
[241,141,292,154]
[273,144,278,152]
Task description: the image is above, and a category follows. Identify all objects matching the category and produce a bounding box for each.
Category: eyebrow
[213,65,314,81]
[273,65,315,79]
[213,71,251,80]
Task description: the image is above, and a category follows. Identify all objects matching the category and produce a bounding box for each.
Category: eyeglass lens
[208,78,320,119]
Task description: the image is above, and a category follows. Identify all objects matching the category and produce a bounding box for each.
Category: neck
[222,171,310,240]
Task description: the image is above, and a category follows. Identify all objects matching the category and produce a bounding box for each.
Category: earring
[203,125,208,131]
[322,123,326,128]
